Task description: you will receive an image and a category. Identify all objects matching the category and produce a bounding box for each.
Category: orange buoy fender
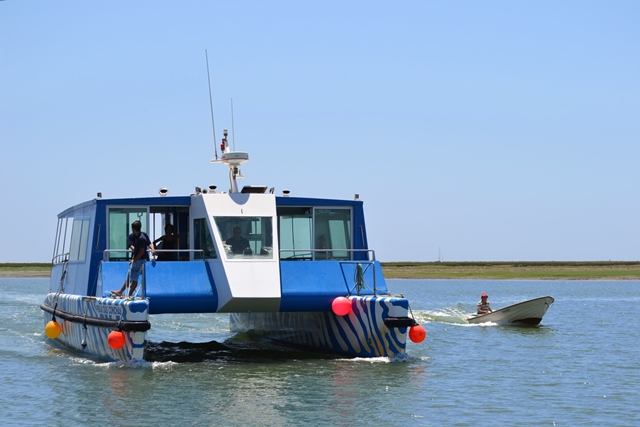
[409,324,426,343]
[331,297,352,316]
[108,330,126,350]
[45,320,62,339]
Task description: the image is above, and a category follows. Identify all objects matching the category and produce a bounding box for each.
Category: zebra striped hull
[42,293,149,362]
[230,296,410,357]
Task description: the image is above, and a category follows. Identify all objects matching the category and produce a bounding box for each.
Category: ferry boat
[41,133,425,361]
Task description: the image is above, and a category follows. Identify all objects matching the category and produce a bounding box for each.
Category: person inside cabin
[153,224,179,261]
[225,226,251,254]
[112,220,155,297]
[316,233,329,260]
[477,293,493,314]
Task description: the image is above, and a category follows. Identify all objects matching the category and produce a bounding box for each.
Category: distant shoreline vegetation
[1,261,640,280]
[381,261,640,280]
[0,263,52,277]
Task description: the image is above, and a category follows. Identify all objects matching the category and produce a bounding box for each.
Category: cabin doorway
[150,206,189,261]
[107,206,189,261]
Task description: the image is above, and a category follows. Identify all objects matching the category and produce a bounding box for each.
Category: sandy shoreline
[0,271,51,278]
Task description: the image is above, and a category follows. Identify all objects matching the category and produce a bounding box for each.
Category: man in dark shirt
[112,220,155,297]
[225,226,250,254]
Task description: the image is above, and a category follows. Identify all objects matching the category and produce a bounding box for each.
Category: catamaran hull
[467,296,554,325]
[230,296,410,357]
[42,293,150,362]
[42,294,411,360]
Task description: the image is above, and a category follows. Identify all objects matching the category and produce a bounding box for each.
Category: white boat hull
[467,296,554,325]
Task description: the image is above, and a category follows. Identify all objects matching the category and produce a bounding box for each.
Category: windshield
[214,216,274,259]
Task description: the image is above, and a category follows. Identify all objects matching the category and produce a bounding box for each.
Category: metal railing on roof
[278,248,376,261]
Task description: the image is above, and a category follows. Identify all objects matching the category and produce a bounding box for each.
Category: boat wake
[412,304,489,326]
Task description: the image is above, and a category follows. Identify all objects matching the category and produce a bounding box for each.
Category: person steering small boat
[477,293,493,314]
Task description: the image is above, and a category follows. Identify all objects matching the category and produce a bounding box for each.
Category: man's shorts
[130,259,146,282]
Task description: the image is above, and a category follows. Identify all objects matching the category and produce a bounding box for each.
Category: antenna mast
[207,56,249,193]
[205,50,218,160]
[231,98,235,151]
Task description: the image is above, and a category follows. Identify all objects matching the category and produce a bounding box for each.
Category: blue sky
[1,1,638,263]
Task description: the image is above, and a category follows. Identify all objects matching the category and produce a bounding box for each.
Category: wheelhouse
[49,194,371,297]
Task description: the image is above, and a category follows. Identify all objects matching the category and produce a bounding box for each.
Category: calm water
[1,277,639,426]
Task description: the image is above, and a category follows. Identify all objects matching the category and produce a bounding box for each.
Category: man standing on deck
[477,293,493,314]
[112,220,155,297]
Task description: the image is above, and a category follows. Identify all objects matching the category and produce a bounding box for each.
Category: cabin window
[214,216,274,259]
[314,208,351,260]
[193,218,217,259]
[278,207,312,260]
[68,218,90,262]
[52,217,71,263]
[108,207,148,260]
[52,217,90,264]
[277,207,352,260]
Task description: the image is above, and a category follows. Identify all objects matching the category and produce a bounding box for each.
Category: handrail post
[373,260,377,296]
[141,262,146,299]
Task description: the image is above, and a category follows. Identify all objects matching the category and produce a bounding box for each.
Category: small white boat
[467,296,555,325]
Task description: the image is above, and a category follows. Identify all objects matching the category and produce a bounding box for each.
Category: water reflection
[328,364,357,425]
